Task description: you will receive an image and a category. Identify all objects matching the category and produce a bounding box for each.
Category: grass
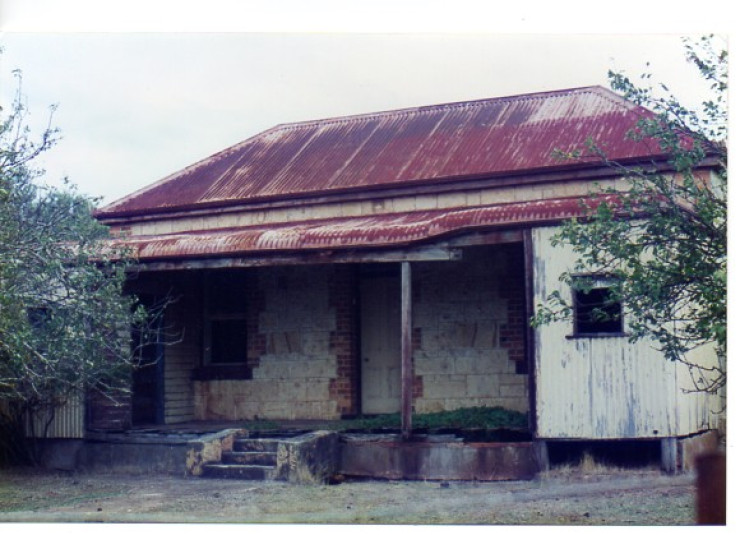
[543,451,658,478]
[240,419,281,432]
[0,470,126,513]
[240,406,528,433]
[543,452,606,477]
[333,406,528,431]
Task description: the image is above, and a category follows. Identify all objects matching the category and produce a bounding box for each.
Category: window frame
[569,274,626,338]
[202,270,249,366]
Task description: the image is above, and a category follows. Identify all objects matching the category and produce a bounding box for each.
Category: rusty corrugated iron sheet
[115,196,615,261]
[98,87,658,219]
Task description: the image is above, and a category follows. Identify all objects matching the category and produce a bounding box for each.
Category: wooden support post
[401,261,413,441]
[661,437,678,474]
[523,229,537,436]
[696,451,726,525]
[533,440,549,472]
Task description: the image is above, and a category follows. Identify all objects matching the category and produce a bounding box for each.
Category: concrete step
[233,438,281,453]
[201,463,276,480]
[222,451,278,467]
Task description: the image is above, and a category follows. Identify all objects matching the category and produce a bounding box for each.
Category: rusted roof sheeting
[116,196,614,261]
[98,87,657,218]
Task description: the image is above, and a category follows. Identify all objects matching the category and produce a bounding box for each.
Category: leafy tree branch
[532,35,726,397]
[1,66,172,464]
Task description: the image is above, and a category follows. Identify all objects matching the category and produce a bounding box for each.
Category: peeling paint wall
[532,226,721,439]
[674,343,724,436]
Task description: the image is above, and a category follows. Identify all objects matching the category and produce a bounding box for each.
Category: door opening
[131,296,165,426]
[360,271,401,415]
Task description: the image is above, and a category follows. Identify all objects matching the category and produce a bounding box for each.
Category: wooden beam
[400,261,413,440]
[129,246,462,272]
[523,228,538,437]
[444,229,523,247]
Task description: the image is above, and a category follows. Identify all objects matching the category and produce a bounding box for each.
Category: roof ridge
[267,85,621,133]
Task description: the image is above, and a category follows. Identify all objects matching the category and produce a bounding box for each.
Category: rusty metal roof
[113,196,617,261]
[98,86,659,219]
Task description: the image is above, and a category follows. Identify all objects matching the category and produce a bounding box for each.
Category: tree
[532,35,727,397]
[0,66,159,463]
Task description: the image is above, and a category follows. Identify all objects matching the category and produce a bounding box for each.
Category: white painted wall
[531,226,720,439]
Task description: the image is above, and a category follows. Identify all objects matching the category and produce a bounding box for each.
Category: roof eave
[95,154,694,224]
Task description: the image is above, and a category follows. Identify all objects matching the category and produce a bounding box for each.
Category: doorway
[360,271,401,414]
[131,296,165,426]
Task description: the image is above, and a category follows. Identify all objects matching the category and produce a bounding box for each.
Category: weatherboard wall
[531,226,720,439]
[161,272,201,424]
[110,177,631,239]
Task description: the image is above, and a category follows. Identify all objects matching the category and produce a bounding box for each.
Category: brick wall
[328,265,360,416]
[412,244,528,414]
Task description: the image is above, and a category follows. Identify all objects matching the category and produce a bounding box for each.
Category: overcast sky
[0,1,732,206]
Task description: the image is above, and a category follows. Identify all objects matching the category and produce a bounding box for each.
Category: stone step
[222,451,278,467]
[233,438,281,453]
[201,463,276,480]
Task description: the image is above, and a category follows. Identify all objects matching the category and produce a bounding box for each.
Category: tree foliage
[533,36,727,395]
[0,68,157,462]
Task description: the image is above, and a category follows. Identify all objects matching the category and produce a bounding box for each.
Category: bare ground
[0,467,696,525]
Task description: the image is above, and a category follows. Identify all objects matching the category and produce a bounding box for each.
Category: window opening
[204,270,248,365]
[572,276,623,336]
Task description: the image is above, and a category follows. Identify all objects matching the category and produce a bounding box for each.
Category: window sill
[191,365,252,381]
[566,333,630,340]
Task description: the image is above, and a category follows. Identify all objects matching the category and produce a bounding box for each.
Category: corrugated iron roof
[113,196,617,261]
[98,86,658,219]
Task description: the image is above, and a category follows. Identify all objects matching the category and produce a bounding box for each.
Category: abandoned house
[39,86,723,479]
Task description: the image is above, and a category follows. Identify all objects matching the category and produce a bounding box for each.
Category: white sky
[0,0,733,207]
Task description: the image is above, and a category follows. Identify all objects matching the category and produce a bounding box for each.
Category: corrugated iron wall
[531,226,719,439]
[25,394,85,439]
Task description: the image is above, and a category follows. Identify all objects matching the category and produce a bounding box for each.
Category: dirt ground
[0,466,699,525]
